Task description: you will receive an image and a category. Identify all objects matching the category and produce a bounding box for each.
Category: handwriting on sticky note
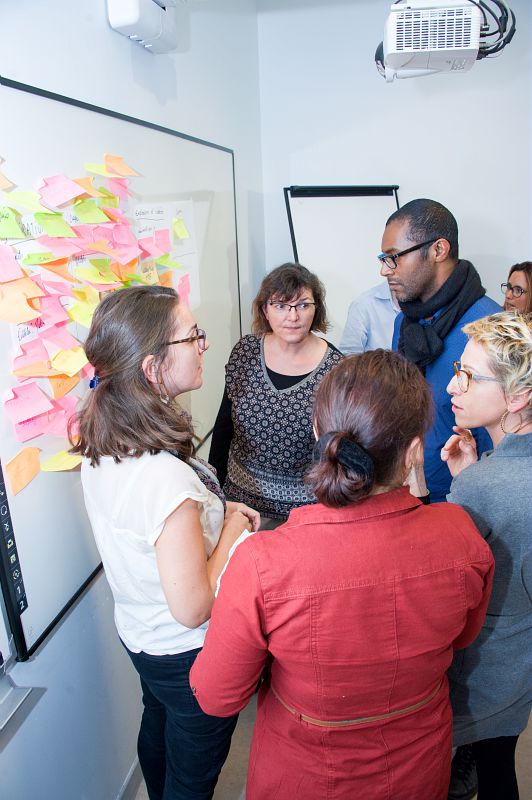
[5,448,41,495]
[41,450,82,472]
[0,206,25,238]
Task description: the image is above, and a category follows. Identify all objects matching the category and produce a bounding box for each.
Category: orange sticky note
[158,270,173,288]
[48,373,80,399]
[0,171,14,191]
[40,260,75,283]
[104,154,139,177]
[5,447,41,495]
[73,177,104,198]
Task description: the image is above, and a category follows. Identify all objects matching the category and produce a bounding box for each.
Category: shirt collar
[286,486,421,526]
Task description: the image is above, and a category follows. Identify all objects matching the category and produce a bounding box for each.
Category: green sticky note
[74,199,110,224]
[6,191,49,214]
[23,251,56,266]
[34,213,76,238]
[0,206,25,239]
[124,272,149,284]
[95,187,119,209]
[155,253,183,270]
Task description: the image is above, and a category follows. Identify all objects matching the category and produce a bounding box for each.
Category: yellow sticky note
[172,217,190,240]
[0,206,25,238]
[139,260,159,285]
[75,264,118,285]
[34,213,76,238]
[67,301,96,328]
[41,450,82,472]
[84,162,118,178]
[156,253,183,270]
[7,190,49,214]
[5,447,41,495]
[73,284,100,306]
[104,154,139,177]
[50,347,88,377]
[48,373,80,399]
[73,199,110,224]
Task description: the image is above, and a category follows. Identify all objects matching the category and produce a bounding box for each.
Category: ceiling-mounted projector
[376,0,516,82]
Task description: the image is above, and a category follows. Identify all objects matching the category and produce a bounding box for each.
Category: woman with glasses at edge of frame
[441,311,532,800]
[501,261,532,315]
[190,350,494,800]
[209,262,343,527]
[70,285,260,800]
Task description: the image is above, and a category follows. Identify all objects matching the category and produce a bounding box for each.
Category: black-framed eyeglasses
[501,282,527,298]
[268,301,316,314]
[453,361,499,393]
[166,327,207,352]
[378,238,438,271]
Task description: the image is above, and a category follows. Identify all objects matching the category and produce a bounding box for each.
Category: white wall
[257,0,531,301]
[0,3,263,798]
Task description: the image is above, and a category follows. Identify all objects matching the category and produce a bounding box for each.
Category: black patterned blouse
[217,334,343,520]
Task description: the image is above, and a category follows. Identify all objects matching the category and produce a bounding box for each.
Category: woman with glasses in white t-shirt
[71,285,259,800]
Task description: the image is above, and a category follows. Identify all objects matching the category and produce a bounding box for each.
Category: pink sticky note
[82,363,95,379]
[39,278,75,298]
[138,237,164,258]
[112,224,137,247]
[154,229,171,254]
[41,324,80,356]
[113,244,142,265]
[13,339,50,372]
[101,207,126,223]
[38,174,83,208]
[4,382,54,425]
[177,273,191,307]
[14,412,50,442]
[106,178,131,200]
[0,244,24,282]
[38,295,70,327]
[43,396,78,438]
[36,236,82,258]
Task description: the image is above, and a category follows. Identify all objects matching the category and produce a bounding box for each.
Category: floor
[134,702,532,799]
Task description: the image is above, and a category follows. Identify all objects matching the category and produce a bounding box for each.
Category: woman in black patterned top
[209,263,343,522]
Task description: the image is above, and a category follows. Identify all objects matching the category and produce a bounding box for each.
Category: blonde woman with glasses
[441,311,532,800]
[209,263,342,524]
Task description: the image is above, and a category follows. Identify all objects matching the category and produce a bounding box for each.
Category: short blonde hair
[463,312,532,409]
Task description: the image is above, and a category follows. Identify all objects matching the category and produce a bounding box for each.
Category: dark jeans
[126,646,238,800]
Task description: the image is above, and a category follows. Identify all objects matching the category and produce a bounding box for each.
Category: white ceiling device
[107,0,178,54]
[375,0,516,82]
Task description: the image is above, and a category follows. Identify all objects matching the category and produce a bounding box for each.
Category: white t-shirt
[81,451,224,655]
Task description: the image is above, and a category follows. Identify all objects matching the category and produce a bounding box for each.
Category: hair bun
[313,431,375,483]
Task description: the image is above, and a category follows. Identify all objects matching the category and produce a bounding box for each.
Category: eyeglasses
[166,327,207,352]
[268,302,316,314]
[453,361,499,393]
[378,238,438,271]
[501,282,527,298]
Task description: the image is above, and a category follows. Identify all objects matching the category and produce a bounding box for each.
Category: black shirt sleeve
[208,388,233,488]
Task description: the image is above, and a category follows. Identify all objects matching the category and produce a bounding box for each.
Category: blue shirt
[340,282,400,354]
[392,294,501,502]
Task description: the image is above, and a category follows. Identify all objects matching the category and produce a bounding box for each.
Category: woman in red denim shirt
[190,351,494,800]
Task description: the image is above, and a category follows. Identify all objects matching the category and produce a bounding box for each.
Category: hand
[404,439,428,498]
[441,427,478,477]
[225,501,261,532]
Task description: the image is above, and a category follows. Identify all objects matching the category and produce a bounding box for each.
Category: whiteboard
[0,77,241,659]
[284,186,399,346]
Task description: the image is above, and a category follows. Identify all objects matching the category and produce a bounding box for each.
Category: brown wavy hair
[251,262,329,335]
[508,262,532,314]
[69,285,194,466]
[307,351,433,507]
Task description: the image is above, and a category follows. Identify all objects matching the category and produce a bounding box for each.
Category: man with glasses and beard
[379,199,500,800]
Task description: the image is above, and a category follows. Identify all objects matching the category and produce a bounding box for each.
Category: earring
[500,410,523,434]
[158,383,170,405]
